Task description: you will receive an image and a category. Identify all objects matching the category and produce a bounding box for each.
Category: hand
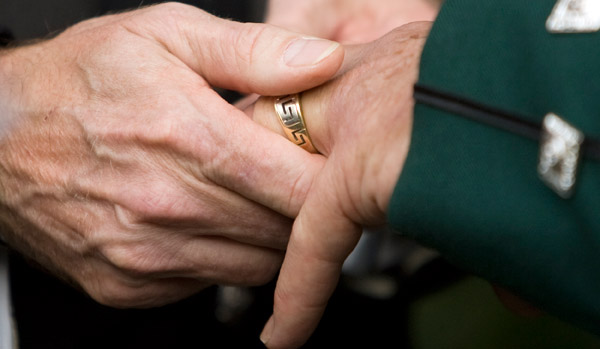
[248,22,543,347]
[0,3,344,308]
[266,0,439,44]
[247,22,431,348]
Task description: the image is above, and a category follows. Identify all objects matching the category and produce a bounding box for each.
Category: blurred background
[1,1,599,348]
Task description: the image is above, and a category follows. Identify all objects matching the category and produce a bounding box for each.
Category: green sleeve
[388,0,600,335]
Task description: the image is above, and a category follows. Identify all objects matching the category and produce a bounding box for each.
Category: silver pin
[547,0,600,33]
[538,113,584,198]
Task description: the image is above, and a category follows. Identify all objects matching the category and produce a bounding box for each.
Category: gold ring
[273,93,318,153]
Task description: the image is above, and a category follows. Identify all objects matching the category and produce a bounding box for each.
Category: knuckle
[114,179,192,224]
[234,22,271,70]
[89,276,194,309]
[128,186,182,221]
[286,167,314,216]
[145,115,181,147]
[81,271,148,308]
[100,243,161,278]
[90,282,140,308]
[130,109,184,150]
[147,2,201,34]
[151,2,189,19]
[114,203,146,227]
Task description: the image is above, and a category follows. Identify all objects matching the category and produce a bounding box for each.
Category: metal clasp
[538,113,584,198]
[547,0,600,33]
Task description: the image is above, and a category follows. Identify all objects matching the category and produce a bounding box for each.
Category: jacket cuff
[388,0,600,335]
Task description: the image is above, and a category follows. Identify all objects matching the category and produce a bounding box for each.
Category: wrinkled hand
[247,22,431,348]
[248,20,543,346]
[0,3,344,308]
[266,0,439,44]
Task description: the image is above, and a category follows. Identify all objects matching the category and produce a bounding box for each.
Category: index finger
[260,162,362,348]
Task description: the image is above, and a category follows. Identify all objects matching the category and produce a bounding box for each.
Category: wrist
[369,26,429,217]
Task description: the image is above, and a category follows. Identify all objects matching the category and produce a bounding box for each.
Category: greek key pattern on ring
[274,94,318,153]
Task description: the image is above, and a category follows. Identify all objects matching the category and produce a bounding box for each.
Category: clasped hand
[0,3,438,348]
[0,3,343,308]
[248,23,431,348]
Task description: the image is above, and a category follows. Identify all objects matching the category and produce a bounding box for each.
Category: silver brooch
[538,113,584,198]
[547,0,600,33]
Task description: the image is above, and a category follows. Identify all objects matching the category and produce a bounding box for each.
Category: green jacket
[388,0,600,335]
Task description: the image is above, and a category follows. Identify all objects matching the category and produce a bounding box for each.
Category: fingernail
[260,316,275,346]
[284,38,340,67]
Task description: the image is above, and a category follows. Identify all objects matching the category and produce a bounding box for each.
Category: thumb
[260,160,362,348]
[131,3,344,95]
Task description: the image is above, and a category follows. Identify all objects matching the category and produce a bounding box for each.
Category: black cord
[414,84,600,162]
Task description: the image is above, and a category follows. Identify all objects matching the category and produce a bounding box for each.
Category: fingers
[174,88,326,217]
[92,232,285,301]
[241,43,370,156]
[80,218,285,309]
[132,3,344,95]
[244,89,333,156]
[260,162,362,348]
[85,272,208,309]
[234,93,261,112]
[242,96,286,138]
[79,157,293,250]
[177,237,285,286]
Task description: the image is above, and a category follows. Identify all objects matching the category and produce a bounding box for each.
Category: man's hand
[248,20,544,346]
[0,2,344,308]
[247,22,431,348]
[266,0,438,44]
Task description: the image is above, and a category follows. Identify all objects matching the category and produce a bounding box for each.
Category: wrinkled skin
[0,3,344,308]
[249,20,541,347]
[248,22,431,348]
